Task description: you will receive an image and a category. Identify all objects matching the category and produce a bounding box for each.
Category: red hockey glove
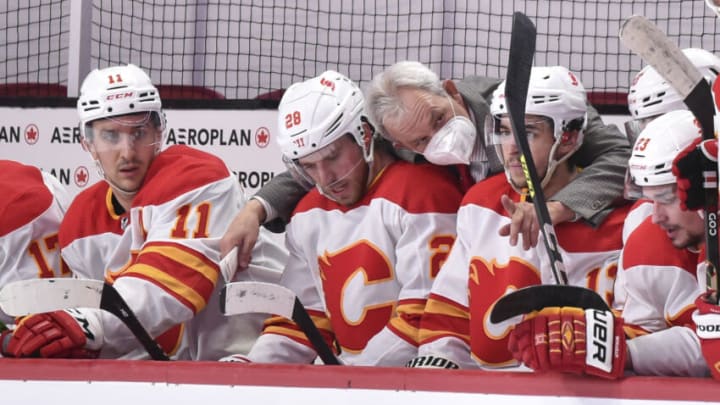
[2,309,103,358]
[507,306,626,379]
[672,138,718,211]
[693,291,720,380]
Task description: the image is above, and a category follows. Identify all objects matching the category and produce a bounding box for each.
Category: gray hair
[364,61,447,140]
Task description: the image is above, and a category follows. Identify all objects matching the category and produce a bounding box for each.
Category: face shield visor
[84,111,164,153]
[484,114,553,164]
[282,134,366,198]
[624,168,678,204]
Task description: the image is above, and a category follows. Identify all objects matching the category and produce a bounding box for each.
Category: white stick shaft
[221,281,295,318]
[619,15,702,98]
[0,278,104,316]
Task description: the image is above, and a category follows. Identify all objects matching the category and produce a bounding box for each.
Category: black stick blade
[489,285,610,324]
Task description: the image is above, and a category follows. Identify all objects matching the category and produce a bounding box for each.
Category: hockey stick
[489,12,609,323]
[0,278,169,360]
[503,11,567,286]
[619,15,720,303]
[220,281,341,365]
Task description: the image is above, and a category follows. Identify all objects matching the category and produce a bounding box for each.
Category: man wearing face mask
[220,61,630,267]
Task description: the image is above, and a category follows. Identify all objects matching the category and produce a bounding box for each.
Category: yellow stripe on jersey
[623,323,651,339]
[388,302,426,344]
[419,297,470,344]
[140,244,219,284]
[263,313,335,349]
[124,263,208,313]
[424,296,469,319]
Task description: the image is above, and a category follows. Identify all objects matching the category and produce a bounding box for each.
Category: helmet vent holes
[107,107,113,113]
[129,103,135,109]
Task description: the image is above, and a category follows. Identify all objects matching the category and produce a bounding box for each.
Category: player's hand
[498,195,575,250]
[693,291,720,380]
[406,354,459,369]
[220,198,267,270]
[672,138,718,211]
[507,306,626,379]
[2,309,103,358]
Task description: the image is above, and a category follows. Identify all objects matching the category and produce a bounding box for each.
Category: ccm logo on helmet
[320,77,335,91]
[106,92,134,100]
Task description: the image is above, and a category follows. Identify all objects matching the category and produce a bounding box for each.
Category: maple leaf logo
[74,166,89,187]
[255,127,270,148]
[25,124,39,145]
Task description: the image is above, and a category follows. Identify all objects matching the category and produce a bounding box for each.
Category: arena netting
[2,0,719,106]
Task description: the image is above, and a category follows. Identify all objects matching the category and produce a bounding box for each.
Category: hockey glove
[2,309,103,358]
[406,354,460,369]
[693,291,720,380]
[507,306,626,379]
[672,138,718,211]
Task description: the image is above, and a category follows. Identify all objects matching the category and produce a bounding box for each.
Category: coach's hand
[508,306,626,379]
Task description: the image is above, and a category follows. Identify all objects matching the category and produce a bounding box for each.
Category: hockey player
[1,64,287,360]
[625,48,720,145]
[232,71,462,366]
[220,60,631,273]
[407,66,629,371]
[507,110,708,380]
[614,48,720,312]
[0,160,72,325]
[618,110,708,376]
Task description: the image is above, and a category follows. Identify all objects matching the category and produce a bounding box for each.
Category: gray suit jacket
[257,75,631,231]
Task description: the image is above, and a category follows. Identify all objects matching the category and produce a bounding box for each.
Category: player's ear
[558,130,580,153]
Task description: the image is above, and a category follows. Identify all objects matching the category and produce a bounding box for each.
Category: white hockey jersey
[0,160,72,324]
[247,161,462,366]
[418,173,629,369]
[59,145,287,360]
[618,215,706,376]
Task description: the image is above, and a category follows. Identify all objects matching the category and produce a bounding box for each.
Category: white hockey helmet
[626,110,702,199]
[487,66,587,187]
[627,48,720,121]
[276,70,371,160]
[276,71,373,187]
[77,64,165,140]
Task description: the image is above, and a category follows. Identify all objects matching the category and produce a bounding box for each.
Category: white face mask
[422,98,477,165]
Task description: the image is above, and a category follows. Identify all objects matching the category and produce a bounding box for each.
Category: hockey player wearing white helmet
[232,71,463,366]
[625,48,720,144]
[2,64,287,360]
[409,66,629,371]
[221,60,631,275]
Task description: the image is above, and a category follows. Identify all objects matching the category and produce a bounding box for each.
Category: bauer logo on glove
[507,306,626,379]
